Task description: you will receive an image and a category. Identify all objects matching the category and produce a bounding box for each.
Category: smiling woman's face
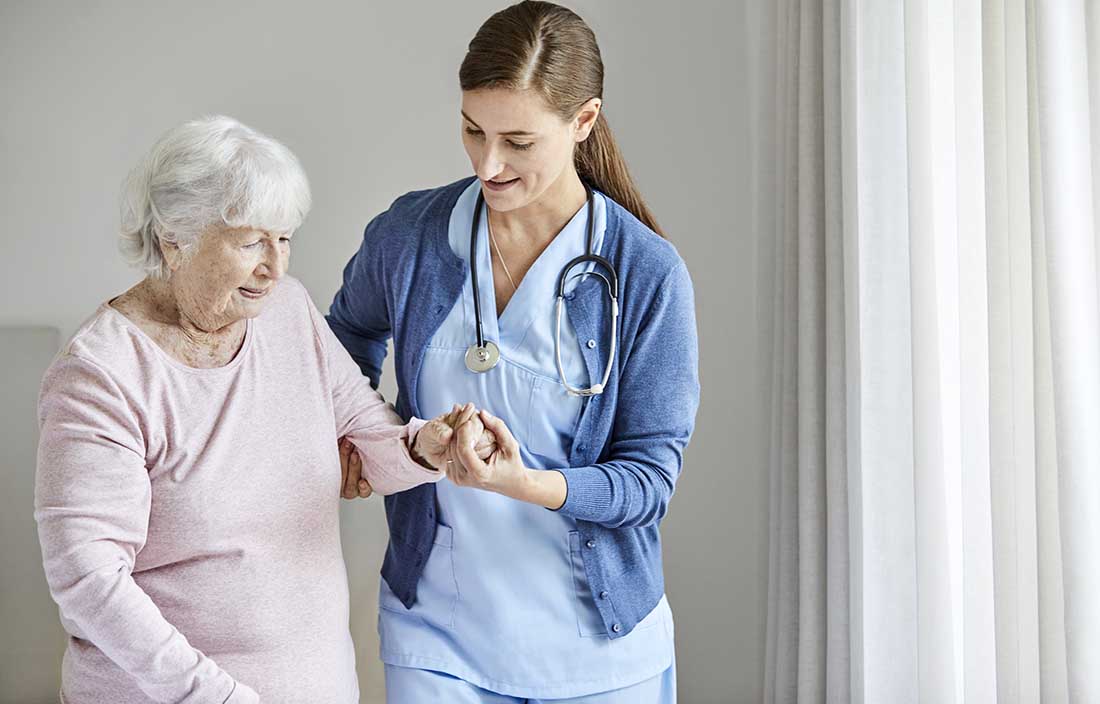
[163,226,290,330]
[460,88,584,213]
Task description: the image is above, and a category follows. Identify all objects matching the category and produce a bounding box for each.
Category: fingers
[474,441,497,461]
[446,442,470,485]
[453,402,477,429]
[455,417,482,450]
[339,438,351,497]
[473,428,497,451]
[478,410,518,453]
[358,476,373,498]
[342,440,364,499]
[430,418,454,445]
[455,430,488,475]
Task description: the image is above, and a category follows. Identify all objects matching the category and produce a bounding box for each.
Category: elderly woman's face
[168,226,290,327]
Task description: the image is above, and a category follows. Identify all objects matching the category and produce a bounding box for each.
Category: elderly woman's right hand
[339,403,497,498]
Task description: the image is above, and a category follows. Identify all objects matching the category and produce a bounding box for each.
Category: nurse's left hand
[448,409,527,495]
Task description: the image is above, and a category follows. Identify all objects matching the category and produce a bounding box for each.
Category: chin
[483,187,529,212]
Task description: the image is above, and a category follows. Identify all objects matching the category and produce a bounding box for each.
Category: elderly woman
[34,116,488,703]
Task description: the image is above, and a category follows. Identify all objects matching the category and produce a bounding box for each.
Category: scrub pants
[383,657,676,704]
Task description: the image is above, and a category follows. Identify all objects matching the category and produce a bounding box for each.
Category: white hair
[119,115,312,278]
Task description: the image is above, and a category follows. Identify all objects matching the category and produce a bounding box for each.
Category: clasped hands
[339,402,527,499]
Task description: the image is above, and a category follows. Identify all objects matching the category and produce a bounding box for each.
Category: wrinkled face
[165,226,290,329]
[461,88,594,212]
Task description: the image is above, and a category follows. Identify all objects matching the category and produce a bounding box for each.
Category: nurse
[327,1,699,702]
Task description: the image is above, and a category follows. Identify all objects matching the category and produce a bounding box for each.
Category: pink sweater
[35,277,440,703]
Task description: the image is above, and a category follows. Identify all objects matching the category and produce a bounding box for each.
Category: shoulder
[57,304,144,382]
[363,177,476,249]
[40,314,138,427]
[600,195,692,299]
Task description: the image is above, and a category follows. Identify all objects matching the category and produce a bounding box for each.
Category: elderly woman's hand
[339,403,497,497]
[447,410,528,495]
[411,402,497,470]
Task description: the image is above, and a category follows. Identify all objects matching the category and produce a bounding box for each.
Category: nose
[475,141,505,182]
[257,242,287,281]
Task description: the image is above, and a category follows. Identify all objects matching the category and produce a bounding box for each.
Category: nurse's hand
[450,410,569,510]
[411,403,499,471]
[449,410,527,494]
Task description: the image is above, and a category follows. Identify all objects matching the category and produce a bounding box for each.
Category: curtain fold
[759,1,1100,701]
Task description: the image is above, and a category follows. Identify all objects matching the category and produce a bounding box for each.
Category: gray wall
[0,2,766,702]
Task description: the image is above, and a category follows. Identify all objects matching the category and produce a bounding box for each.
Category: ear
[574,98,602,143]
[159,236,185,272]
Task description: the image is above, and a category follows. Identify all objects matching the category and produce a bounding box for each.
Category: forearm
[495,467,568,510]
[37,528,247,702]
[553,459,677,528]
[345,416,442,495]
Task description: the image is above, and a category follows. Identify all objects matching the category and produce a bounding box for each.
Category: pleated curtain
[756,1,1100,702]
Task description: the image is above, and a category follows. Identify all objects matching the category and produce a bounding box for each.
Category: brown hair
[459,0,663,236]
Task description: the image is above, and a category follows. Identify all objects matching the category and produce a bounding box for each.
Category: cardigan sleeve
[554,261,700,528]
[326,211,394,388]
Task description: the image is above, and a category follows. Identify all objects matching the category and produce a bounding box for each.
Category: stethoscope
[464,184,619,396]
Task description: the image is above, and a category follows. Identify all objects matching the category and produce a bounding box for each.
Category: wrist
[494,464,533,499]
[408,430,435,471]
[496,466,566,510]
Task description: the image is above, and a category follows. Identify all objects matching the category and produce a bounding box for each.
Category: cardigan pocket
[568,530,609,637]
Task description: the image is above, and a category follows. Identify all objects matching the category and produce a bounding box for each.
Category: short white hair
[119,115,312,278]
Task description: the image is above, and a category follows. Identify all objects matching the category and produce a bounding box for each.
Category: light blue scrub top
[377,180,674,699]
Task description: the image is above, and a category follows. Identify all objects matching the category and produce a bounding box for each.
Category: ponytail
[575,111,662,236]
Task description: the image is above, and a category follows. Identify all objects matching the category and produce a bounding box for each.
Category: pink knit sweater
[35,276,439,703]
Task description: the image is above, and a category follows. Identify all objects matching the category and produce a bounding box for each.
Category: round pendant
[464,341,500,373]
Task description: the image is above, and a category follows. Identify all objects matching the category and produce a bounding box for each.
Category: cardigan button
[586,539,596,549]
[612,623,622,633]
[599,590,609,599]
[587,339,597,349]
[577,444,587,453]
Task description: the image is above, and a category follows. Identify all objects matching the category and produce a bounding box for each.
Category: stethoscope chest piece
[464,340,501,373]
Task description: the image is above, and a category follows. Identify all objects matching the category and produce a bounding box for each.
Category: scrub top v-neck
[376,180,674,699]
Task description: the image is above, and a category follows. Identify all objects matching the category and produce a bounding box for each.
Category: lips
[238,287,270,299]
[483,177,520,192]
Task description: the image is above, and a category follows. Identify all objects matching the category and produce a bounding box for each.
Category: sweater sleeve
[34,354,259,704]
[554,261,701,528]
[326,212,394,387]
[305,286,442,496]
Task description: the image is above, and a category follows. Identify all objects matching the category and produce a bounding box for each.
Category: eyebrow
[461,111,535,137]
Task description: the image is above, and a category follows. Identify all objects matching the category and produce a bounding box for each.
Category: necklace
[487,215,518,292]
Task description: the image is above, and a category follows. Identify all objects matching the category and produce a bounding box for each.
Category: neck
[139,276,242,344]
[488,168,588,247]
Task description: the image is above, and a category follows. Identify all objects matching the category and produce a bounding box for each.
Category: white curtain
[756,1,1100,702]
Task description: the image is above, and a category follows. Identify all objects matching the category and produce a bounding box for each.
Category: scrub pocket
[527,375,584,465]
[379,523,459,628]
[568,530,609,637]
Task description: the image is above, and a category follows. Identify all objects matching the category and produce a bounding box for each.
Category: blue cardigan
[327,177,699,639]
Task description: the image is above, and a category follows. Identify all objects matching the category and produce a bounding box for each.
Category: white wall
[0,2,767,701]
